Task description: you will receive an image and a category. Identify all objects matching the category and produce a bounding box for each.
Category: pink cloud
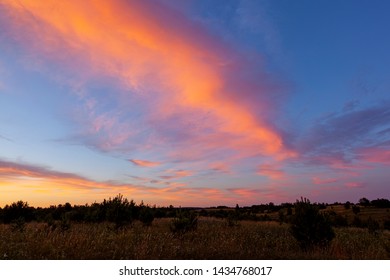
[129,159,161,167]
[345,182,365,189]
[356,147,390,165]
[160,169,193,180]
[312,177,338,185]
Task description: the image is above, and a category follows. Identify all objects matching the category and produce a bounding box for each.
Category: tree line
[0,194,389,229]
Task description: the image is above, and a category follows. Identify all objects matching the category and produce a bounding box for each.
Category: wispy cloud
[209,163,231,174]
[312,177,338,185]
[344,182,365,189]
[355,147,390,165]
[0,159,132,191]
[0,134,13,142]
[299,102,390,153]
[160,169,193,180]
[129,159,161,168]
[295,101,390,169]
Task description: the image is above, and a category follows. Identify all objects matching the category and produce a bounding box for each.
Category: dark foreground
[1,218,389,260]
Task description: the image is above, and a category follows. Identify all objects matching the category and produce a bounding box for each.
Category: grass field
[1,218,389,260]
[325,205,390,223]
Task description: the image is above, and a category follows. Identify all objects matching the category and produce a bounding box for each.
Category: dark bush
[139,207,154,226]
[371,198,390,208]
[359,197,370,206]
[105,194,135,229]
[290,198,335,250]
[170,210,198,234]
[2,201,34,223]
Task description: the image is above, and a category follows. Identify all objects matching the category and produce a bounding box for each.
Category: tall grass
[0,218,389,259]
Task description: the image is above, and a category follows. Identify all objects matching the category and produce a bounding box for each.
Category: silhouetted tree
[359,197,370,206]
[371,198,390,208]
[290,198,335,250]
[105,194,135,229]
[2,200,34,223]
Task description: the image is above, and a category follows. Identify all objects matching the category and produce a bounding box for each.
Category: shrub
[139,207,154,226]
[290,198,335,250]
[170,210,198,234]
[105,194,135,229]
[359,197,370,206]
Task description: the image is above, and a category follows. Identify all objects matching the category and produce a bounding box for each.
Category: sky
[0,0,389,207]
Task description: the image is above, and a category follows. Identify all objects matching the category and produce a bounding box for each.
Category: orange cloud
[129,159,161,168]
[1,0,295,161]
[160,169,193,180]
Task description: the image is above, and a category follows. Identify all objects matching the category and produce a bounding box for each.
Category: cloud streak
[294,102,390,170]
[129,159,161,168]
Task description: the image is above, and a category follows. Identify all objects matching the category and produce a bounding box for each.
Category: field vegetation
[0,195,389,259]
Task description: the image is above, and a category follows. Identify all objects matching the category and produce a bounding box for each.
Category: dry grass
[326,205,390,224]
[0,218,389,259]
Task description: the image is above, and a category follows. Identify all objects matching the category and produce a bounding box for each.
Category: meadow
[1,196,389,259]
[1,218,389,260]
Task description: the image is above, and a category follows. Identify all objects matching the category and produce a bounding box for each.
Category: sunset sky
[0,0,389,207]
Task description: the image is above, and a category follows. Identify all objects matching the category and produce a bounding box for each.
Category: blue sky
[0,0,389,207]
